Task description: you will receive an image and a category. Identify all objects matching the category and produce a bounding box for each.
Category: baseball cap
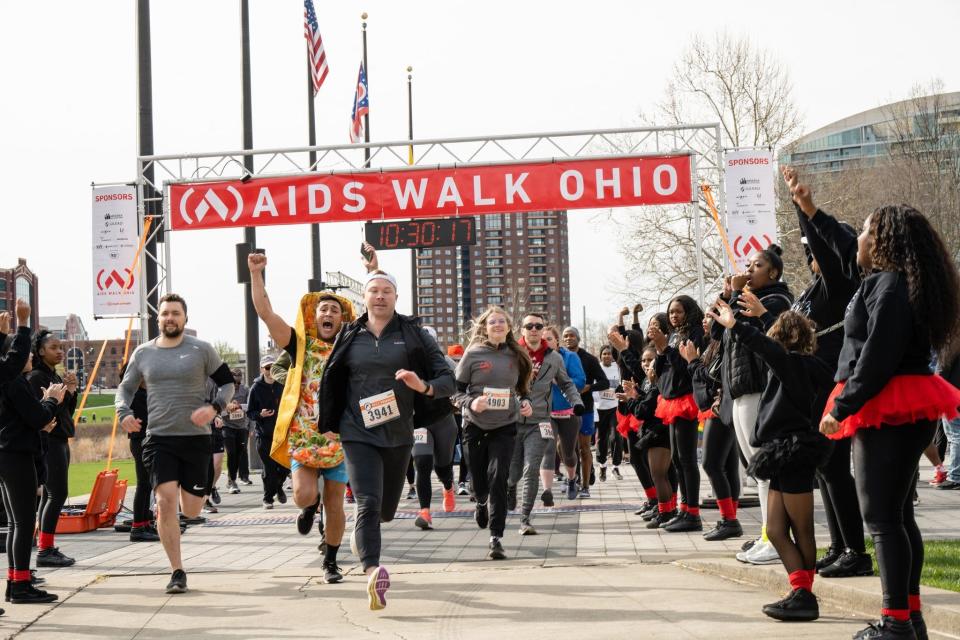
[260,354,277,368]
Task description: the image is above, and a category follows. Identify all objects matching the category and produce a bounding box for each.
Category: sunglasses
[523,323,544,330]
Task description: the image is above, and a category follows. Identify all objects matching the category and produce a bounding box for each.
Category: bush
[70,424,132,464]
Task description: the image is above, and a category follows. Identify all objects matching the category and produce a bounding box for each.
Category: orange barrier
[56,469,118,534]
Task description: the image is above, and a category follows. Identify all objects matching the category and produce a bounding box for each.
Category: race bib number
[539,422,553,439]
[360,390,400,429]
[413,428,429,445]
[229,410,245,421]
[600,389,617,401]
[484,387,512,410]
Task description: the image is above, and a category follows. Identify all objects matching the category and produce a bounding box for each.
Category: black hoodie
[26,360,77,439]
[654,325,706,400]
[0,375,60,455]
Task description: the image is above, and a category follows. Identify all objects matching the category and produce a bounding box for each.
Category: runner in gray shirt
[116,294,234,595]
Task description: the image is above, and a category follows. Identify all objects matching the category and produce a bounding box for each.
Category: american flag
[303,0,328,95]
[350,62,369,143]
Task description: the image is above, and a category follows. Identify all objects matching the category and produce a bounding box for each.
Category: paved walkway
[2,461,958,639]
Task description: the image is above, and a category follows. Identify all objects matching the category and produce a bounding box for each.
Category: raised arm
[247,253,292,350]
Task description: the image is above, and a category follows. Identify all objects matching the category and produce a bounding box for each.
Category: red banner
[168,155,692,231]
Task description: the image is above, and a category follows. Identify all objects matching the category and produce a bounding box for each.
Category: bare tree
[617,32,802,311]
[213,340,241,367]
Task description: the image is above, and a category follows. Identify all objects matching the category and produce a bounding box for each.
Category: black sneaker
[322,561,343,584]
[130,525,161,542]
[8,581,57,604]
[816,544,843,572]
[406,485,417,500]
[663,512,703,533]
[165,569,187,594]
[819,550,873,578]
[36,547,75,568]
[762,588,819,622]
[210,487,221,505]
[276,488,288,504]
[599,467,607,482]
[488,538,506,560]
[853,616,917,639]
[911,611,928,640]
[646,510,677,529]
[703,518,743,541]
[634,500,656,516]
[297,499,320,536]
[30,570,45,586]
[541,489,554,507]
[589,467,596,486]
[475,501,489,529]
[507,485,517,512]
[612,468,623,480]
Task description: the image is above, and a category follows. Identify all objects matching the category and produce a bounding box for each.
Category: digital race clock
[364,217,478,250]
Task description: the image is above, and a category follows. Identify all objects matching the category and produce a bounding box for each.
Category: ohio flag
[350,62,369,143]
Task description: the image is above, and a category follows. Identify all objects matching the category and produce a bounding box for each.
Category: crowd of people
[0,167,958,639]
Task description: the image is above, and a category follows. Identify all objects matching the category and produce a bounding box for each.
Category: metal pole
[136,0,159,341]
[714,124,732,273]
[307,54,322,290]
[692,199,706,308]
[361,13,370,168]
[407,66,418,317]
[241,0,260,384]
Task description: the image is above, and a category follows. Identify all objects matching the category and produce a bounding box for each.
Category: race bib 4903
[484,387,512,410]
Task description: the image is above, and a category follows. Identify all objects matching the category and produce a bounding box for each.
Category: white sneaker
[745,541,781,565]
[262,502,274,510]
[736,537,763,563]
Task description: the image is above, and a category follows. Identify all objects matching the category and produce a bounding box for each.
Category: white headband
[364,272,399,291]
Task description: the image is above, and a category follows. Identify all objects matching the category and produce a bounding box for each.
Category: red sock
[12,569,31,583]
[909,595,921,612]
[679,503,688,513]
[37,531,54,551]
[687,506,700,517]
[644,486,658,500]
[658,501,670,513]
[6,568,12,581]
[788,569,813,592]
[132,520,151,528]
[881,608,910,622]
[668,495,677,511]
[716,497,735,520]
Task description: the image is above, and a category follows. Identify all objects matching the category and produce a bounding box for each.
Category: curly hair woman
[820,205,960,640]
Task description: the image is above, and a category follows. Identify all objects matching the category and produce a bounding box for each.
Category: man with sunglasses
[508,313,583,535]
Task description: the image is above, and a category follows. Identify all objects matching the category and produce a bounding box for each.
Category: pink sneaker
[367,566,390,610]
[931,466,947,486]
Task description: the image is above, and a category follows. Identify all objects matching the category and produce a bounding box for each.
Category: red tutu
[697,408,715,423]
[655,393,699,426]
[615,410,641,438]
[822,374,960,440]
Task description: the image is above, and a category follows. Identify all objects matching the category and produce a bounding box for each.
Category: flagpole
[307,48,323,291]
[361,12,370,168]
[240,0,260,384]
[407,66,418,317]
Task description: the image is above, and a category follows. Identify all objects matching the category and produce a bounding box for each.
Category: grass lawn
[822,540,960,593]
[80,393,115,408]
[77,405,116,424]
[68,458,137,499]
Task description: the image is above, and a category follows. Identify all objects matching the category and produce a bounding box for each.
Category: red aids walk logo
[96,268,135,291]
[733,234,772,259]
[178,186,244,226]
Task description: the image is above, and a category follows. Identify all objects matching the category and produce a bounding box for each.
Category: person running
[115,293,235,594]
[509,313,582,533]
[818,204,960,640]
[681,315,742,541]
[782,167,871,578]
[204,379,227,514]
[221,369,250,497]
[595,345,623,482]
[542,326,587,500]
[647,295,706,533]
[562,327,609,497]
[26,331,78,567]
[248,253,354,584]
[713,248,794,565]
[452,306,533,557]
[319,268,454,610]
[0,337,65,607]
[711,302,833,622]
[447,344,471,496]
[244,354,288,516]
[411,326,459,531]
[124,368,159,542]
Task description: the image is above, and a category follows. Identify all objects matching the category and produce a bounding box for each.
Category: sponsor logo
[732,234,773,258]
[178,186,244,226]
[739,177,760,185]
[96,268,135,291]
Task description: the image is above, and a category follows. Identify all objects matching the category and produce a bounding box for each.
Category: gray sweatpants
[508,423,550,518]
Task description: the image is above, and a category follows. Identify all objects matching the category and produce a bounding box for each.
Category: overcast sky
[2,0,959,349]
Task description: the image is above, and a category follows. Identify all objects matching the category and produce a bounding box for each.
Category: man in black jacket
[246,356,287,509]
[562,326,609,498]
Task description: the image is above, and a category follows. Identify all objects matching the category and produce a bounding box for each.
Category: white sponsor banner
[91,185,141,317]
[723,149,778,271]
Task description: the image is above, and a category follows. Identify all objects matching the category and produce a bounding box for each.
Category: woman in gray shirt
[451,305,533,560]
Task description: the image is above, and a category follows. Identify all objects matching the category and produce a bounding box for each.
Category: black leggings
[854,421,936,612]
[669,418,700,509]
[0,452,38,572]
[624,431,654,490]
[342,441,411,571]
[38,436,70,535]
[596,408,622,466]
[255,433,289,503]
[629,431,678,501]
[129,437,153,523]
[414,456,454,509]
[223,428,248,484]
[701,418,740,502]
[464,422,516,538]
[552,416,580,468]
[817,437,865,553]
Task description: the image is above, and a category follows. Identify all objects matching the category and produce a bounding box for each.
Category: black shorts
[142,434,211,497]
[769,462,816,494]
[211,428,225,454]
